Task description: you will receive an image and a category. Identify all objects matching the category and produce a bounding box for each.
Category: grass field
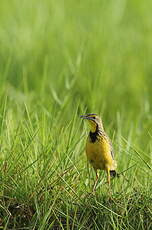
[0,0,152,229]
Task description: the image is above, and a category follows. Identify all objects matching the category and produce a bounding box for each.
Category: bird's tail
[110,170,119,178]
[110,160,119,177]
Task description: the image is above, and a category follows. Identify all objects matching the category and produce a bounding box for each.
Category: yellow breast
[86,135,114,171]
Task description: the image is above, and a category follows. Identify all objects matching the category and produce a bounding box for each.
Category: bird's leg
[107,169,111,187]
[92,170,99,193]
[107,169,113,198]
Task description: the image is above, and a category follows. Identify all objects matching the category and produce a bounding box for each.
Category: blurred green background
[1,0,152,106]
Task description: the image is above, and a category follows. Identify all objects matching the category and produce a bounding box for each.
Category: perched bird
[81,113,117,191]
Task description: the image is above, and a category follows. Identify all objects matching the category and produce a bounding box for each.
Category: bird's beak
[80,115,86,119]
[80,115,92,120]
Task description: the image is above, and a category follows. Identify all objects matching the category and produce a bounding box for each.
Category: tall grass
[0,0,152,229]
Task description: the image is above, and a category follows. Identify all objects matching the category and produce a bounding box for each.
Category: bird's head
[80,113,104,132]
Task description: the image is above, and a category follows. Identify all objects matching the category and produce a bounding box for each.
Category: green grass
[0,0,152,229]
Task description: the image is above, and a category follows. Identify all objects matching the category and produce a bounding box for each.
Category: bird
[80,113,117,191]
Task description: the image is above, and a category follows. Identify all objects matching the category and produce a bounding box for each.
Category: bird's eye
[92,116,95,119]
